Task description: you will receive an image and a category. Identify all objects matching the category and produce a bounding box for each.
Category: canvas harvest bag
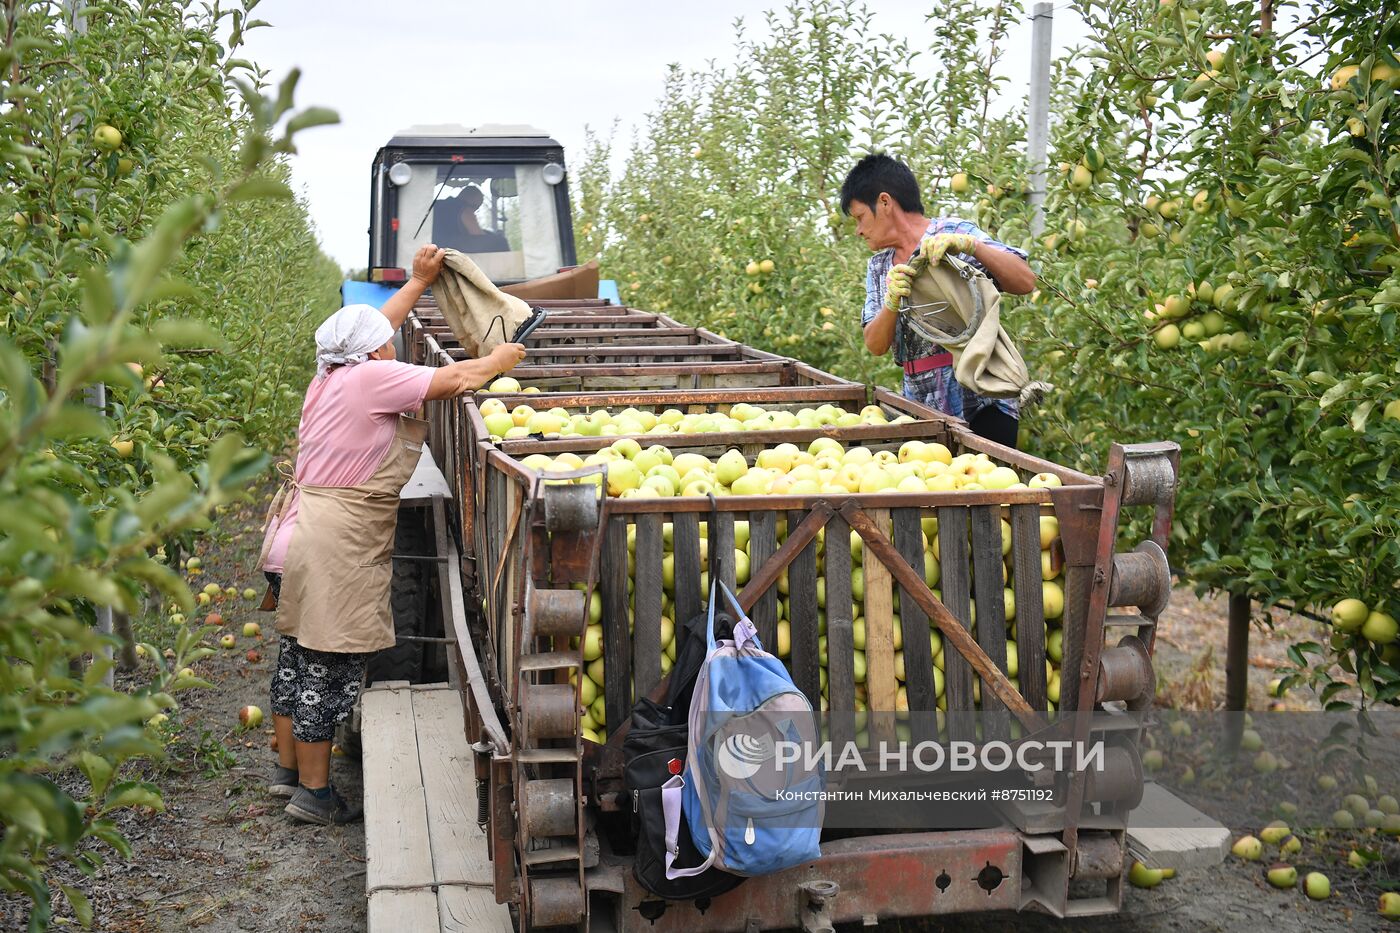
[432,249,535,358]
[900,249,1052,405]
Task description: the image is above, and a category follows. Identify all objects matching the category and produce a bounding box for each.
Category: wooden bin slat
[633,515,664,700]
[748,512,779,650]
[892,508,937,744]
[863,509,897,749]
[1011,504,1048,713]
[711,513,736,595]
[602,516,632,732]
[970,505,1010,743]
[937,506,975,740]
[787,509,821,709]
[824,513,856,749]
[671,513,703,635]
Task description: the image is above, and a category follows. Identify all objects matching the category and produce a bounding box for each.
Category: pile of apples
[518,435,1064,501]
[560,439,1068,744]
[479,397,916,442]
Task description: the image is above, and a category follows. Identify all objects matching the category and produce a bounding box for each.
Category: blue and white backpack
[661,580,824,878]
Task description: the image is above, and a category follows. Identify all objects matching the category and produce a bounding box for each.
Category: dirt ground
[2,495,1394,932]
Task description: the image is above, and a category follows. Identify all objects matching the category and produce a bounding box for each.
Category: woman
[258,244,526,824]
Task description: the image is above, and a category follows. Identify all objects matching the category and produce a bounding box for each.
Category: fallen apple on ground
[239,705,264,728]
[1231,835,1263,861]
[1266,864,1297,889]
[1303,871,1330,900]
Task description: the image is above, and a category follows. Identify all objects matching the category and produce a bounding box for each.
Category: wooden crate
[407,295,1181,924]
[476,433,1088,742]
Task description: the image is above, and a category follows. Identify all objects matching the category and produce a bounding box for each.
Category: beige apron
[274,415,429,653]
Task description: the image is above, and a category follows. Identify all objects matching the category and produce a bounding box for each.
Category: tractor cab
[366,123,577,286]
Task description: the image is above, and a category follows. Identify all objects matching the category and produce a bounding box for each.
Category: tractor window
[394,162,562,283]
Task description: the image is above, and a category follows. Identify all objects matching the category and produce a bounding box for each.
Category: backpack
[663,580,824,879]
[623,602,744,901]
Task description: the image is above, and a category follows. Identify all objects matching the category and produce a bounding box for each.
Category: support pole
[1224,592,1250,751]
[1027,2,1054,236]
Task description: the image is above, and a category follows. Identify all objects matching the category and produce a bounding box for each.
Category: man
[841,154,1036,448]
[258,244,526,824]
[439,185,510,254]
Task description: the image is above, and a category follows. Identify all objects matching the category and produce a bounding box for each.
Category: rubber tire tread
[366,509,429,684]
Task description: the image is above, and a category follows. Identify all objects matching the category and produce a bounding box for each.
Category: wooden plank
[672,512,703,634]
[633,515,664,699]
[844,505,1039,728]
[824,513,856,750]
[737,505,831,613]
[602,515,632,733]
[971,505,1010,743]
[863,509,897,749]
[1127,783,1231,872]
[1012,504,1048,714]
[787,509,821,708]
[412,689,493,887]
[937,506,975,741]
[712,511,736,595]
[368,890,439,933]
[438,885,514,933]
[362,687,434,890]
[748,511,779,651]
[892,508,937,744]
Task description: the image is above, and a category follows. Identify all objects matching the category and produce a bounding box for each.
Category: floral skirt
[270,634,371,743]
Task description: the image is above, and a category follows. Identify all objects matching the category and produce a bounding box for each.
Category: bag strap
[661,775,717,879]
[705,577,719,653]
[716,581,759,652]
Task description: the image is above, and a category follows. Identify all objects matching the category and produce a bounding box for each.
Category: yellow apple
[488,376,521,393]
[1332,598,1369,632]
[859,468,895,494]
[982,466,1020,490]
[606,460,644,496]
[1042,580,1065,620]
[483,412,515,438]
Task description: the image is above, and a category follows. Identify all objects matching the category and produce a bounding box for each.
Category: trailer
[383,295,1205,931]
[352,126,1222,932]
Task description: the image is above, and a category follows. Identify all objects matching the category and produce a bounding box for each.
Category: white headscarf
[314,304,394,378]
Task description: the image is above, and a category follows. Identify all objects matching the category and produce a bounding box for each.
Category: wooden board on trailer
[363,683,512,933]
[1126,781,1231,872]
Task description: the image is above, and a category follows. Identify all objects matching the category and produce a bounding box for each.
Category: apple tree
[1021,0,1400,708]
[1,1,339,925]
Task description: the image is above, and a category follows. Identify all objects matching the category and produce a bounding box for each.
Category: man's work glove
[920,232,979,265]
[883,263,916,312]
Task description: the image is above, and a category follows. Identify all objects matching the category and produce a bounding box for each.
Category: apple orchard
[573,0,1400,709]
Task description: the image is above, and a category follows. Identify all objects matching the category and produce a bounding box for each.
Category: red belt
[903,352,954,375]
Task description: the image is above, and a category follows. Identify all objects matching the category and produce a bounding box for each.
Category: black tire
[366,507,429,684]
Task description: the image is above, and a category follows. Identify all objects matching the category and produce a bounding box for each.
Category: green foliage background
[1,1,339,926]
[573,0,1400,706]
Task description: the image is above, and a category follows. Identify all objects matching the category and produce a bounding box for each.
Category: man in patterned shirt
[840,154,1036,448]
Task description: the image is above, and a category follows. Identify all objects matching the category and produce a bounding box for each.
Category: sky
[240,1,1091,271]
